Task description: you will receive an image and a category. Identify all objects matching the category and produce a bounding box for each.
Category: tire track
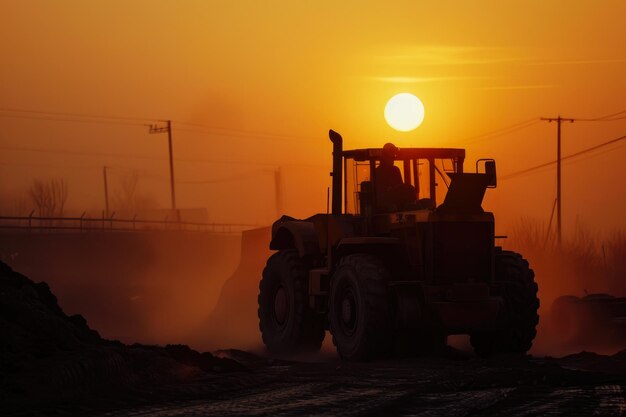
[101,358,626,417]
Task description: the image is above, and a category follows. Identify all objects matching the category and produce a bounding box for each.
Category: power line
[498,141,626,183]
[572,109,626,122]
[0,144,325,168]
[597,109,626,119]
[0,107,320,143]
[0,113,148,127]
[0,159,99,171]
[178,169,272,185]
[575,115,626,122]
[0,108,156,123]
[0,144,165,161]
[173,120,321,143]
[536,110,626,123]
[459,108,626,147]
[563,141,626,165]
[175,126,319,144]
[459,118,541,146]
[501,133,626,180]
[566,134,626,158]
[0,157,313,190]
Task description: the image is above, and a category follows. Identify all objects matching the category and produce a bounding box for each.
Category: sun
[384,93,425,132]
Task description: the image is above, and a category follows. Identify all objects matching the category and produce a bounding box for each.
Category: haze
[1,0,625,235]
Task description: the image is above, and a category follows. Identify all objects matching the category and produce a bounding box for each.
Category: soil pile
[554,349,626,374]
[0,261,245,416]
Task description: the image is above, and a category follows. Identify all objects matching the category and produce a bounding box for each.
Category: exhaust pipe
[329,130,343,215]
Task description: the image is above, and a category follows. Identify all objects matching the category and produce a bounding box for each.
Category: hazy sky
[1,1,625,234]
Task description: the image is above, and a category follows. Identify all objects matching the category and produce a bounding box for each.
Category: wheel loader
[258,130,539,360]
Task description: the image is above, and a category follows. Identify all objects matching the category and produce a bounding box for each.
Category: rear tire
[258,250,325,354]
[470,251,539,356]
[329,254,392,361]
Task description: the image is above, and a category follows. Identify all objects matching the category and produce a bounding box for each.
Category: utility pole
[148,120,177,212]
[103,166,110,216]
[540,115,574,247]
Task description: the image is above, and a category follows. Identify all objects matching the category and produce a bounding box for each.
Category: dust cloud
[0,231,242,347]
[506,220,626,356]
[2,214,624,358]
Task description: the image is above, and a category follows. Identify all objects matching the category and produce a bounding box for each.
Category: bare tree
[113,171,139,214]
[110,171,158,217]
[29,178,68,218]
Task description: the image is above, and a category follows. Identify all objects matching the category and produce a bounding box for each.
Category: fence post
[102,210,105,230]
[110,212,115,231]
[133,214,137,231]
[28,210,35,233]
[80,212,86,233]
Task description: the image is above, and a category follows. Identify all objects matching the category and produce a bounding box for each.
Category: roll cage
[342,148,466,214]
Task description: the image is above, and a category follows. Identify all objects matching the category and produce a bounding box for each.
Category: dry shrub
[28,178,68,218]
[604,231,626,294]
[507,217,624,307]
[507,218,625,354]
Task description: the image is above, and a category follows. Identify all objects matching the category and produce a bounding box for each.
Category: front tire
[329,254,392,361]
[470,250,539,356]
[258,250,325,354]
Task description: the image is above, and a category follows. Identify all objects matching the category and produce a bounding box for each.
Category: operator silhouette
[375,143,415,211]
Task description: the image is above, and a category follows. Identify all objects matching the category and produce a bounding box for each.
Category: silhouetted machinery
[258,130,539,360]
[551,294,626,346]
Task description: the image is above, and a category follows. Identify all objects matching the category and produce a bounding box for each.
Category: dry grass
[507,218,626,306]
[604,230,626,294]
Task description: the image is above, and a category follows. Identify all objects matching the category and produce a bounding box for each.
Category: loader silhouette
[258,130,539,360]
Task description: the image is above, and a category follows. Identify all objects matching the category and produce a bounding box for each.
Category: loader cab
[342,148,466,215]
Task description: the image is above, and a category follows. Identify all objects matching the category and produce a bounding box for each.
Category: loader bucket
[198,226,272,350]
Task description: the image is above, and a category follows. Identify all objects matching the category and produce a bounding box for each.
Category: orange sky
[1,1,625,234]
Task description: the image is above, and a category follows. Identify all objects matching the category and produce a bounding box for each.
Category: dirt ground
[3,259,626,417]
[20,349,626,417]
[5,346,626,416]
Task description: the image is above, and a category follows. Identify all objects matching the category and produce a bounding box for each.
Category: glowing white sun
[384,93,425,132]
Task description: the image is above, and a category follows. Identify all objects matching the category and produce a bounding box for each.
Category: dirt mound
[555,349,626,374]
[0,262,103,363]
[0,261,246,416]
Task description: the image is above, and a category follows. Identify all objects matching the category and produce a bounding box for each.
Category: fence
[0,213,258,234]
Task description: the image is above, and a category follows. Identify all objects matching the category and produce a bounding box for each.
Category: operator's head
[381,142,399,165]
